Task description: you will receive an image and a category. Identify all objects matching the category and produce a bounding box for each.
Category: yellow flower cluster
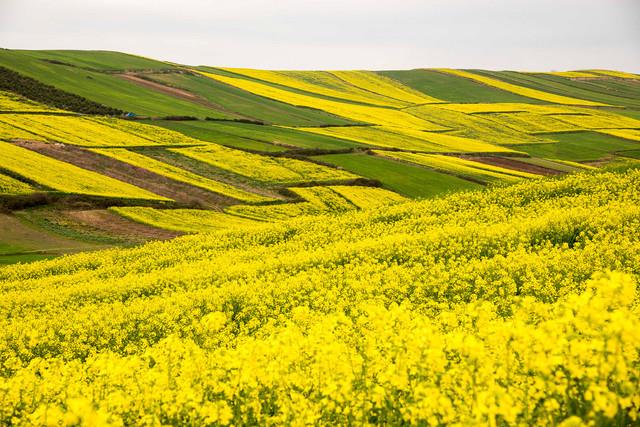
[0,168,639,425]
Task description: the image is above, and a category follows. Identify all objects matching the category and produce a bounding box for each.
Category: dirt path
[465,156,563,176]
[15,141,240,208]
[65,209,182,241]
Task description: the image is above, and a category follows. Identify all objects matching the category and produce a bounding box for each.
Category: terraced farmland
[0,49,638,264]
[1,47,640,426]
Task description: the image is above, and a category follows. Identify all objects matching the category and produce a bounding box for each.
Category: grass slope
[146,72,356,126]
[6,49,174,71]
[146,120,362,152]
[0,50,229,118]
[378,69,543,103]
[472,70,640,109]
[315,153,480,197]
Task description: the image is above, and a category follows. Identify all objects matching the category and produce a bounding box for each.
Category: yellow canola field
[0,173,36,195]
[586,70,640,79]
[482,112,583,134]
[172,144,358,185]
[0,91,63,113]
[95,118,205,146]
[91,148,270,203]
[328,70,442,104]
[406,105,545,145]
[596,128,640,142]
[329,185,406,209]
[434,103,580,115]
[0,141,167,199]
[0,115,202,147]
[374,151,539,183]
[198,71,448,130]
[552,112,640,129]
[227,186,354,221]
[537,71,600,78]
[110,207,264,233]
[227,185,404,221]
[297,125,513,153]
[436,69,608,106]
[0,119,39,141]
[0,169,639,425]
[220,68,409,107]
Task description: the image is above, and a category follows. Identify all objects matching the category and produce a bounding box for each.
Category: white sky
[1,0,639,71]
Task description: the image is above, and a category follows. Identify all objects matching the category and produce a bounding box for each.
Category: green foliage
[0,65,122,115]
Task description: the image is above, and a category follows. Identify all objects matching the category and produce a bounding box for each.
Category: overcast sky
[1,0,639,71]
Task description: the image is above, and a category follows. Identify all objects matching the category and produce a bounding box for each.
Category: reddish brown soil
[14,141,240,207]
[65,209,182,241]
[464,156,563,176]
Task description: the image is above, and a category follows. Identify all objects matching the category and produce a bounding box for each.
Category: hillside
[1,167,639,425]
[0,49,640,264]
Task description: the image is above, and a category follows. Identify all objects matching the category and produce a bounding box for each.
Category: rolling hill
[1,49,640,425]
[0,49,639,264]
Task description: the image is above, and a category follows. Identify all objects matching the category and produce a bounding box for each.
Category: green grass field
[314,153,480,197]
[471,70,640,109]
[145,72,356,126]
[378,69,543,103]
[514,131,640,161]
[5,50,174,71]
[146,120,362,151]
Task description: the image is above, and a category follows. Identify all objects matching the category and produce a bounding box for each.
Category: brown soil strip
[14,141,241,208]
[463,156,563,176]
[65,209,182,241]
